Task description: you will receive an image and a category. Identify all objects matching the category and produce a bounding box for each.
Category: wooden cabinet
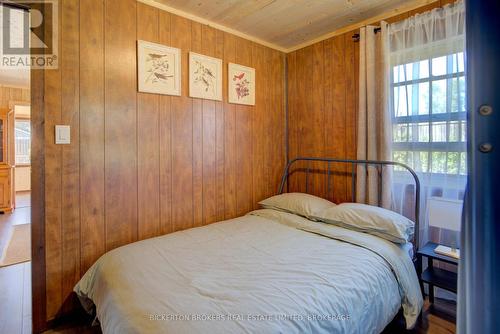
[0,165,12,212]
[0,109,14,212]
[0,114,5,163]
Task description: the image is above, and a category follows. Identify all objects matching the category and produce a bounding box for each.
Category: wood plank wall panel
[223,33,237,219]
[252,44,266,208]
[235,38,253,217]
[60,0,80,313]
[0,87,29,108]
[286,52,298,193]
[104,0,138,251]
[311,42,325,198]
[171,15,194,232]
[330,35,347,203]
[214,30,225,221]
[322,38,335,200]
[158,11,173,235]
[201,25,217,225]
[270,49,285,197]
[287,0,448,202]
[191,21,202,228]
[137,3,161,240]
[40,1,285,321]
[80,0,105,274]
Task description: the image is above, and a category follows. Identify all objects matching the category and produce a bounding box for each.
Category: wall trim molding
[141,0,440,54]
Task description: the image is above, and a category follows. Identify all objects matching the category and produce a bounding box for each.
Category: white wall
[15,105,30,117]
[15,166,30,191]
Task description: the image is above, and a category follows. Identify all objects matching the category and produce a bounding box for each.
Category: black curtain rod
[0,0,30,11]
[352,27,381,42]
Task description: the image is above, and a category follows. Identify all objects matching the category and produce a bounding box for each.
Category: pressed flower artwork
[137,40,181,96]
[228,63,255,105]
[189,52,222,101]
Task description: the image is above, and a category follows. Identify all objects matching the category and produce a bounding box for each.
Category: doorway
[14,104,31,209]
[0,103,32,266]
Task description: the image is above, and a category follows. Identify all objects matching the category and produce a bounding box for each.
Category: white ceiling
[151,0,423,51]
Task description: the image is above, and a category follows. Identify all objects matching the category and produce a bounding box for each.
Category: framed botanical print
[137,40,181,96]
[228,63,255,106]
[189,52,222,101]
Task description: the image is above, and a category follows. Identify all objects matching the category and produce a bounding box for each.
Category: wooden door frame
[30,1,47,332]
[31,68,46,333]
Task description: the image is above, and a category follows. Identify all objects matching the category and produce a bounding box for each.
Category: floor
[16,191,31,209]
[0,260,31,334]
[0,192,32,334]
[384,298,457,334]
[0,192,31,260]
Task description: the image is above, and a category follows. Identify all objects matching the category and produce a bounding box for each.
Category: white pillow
[314,203,414,244]
[259,193,336,219]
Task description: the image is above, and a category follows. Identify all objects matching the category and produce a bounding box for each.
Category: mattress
[75,208,422,334]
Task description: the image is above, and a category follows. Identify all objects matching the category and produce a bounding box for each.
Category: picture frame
[228,62,255,106]
[137,40,181,96]
[189,52,222,101]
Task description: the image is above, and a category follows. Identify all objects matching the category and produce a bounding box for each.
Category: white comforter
[74,209,423,334]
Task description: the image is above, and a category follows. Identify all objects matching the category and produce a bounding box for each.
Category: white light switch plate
[55,125,71,144]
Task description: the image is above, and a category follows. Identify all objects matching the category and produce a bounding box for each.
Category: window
[391,52,466,177]
[15,119,30,165]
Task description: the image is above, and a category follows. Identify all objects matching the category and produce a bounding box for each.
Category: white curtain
[356,22,393,209]
[388,1,466,300]
[388,1,466,249]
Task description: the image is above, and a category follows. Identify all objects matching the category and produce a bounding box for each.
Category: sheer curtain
[388,1,466,255]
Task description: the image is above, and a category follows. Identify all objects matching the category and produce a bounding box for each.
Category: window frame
[390,53,467,177]
[14,117,31,166]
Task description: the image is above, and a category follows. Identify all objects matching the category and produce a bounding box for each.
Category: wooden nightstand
[417,242,458,304]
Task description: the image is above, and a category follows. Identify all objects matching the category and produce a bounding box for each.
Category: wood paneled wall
[286,0,455,203]
[0,86,30,109]
[287,33,358,204]
[40,0,284,321]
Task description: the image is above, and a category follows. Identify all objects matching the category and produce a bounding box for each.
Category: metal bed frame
[278,157,421,256]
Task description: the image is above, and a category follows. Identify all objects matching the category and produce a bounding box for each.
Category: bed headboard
[278,157,421,254]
